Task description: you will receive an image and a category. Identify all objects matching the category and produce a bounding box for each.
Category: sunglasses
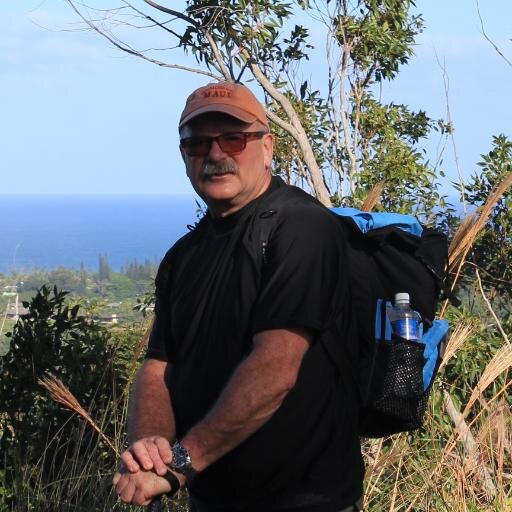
[180,131,268,157]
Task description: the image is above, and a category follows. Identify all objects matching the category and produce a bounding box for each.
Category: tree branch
[121,0,182,39]
[245,55,332,206]
[64,0,219,79]
[443,390,497,499]
[202,31,232,80]
[325,24,345,198]
[143,0,198,26]
[266,111,300,139]
[338,39,358,195]
[476,0,512,68]
[143,0,231,79]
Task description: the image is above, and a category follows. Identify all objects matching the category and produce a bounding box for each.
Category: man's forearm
[128,358,176,443]
[181,328,310,472]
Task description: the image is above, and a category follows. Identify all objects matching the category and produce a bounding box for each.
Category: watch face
[172,441,192,473]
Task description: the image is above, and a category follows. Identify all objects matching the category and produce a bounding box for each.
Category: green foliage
[19,270,48,292]
[109,273,137,299]
[251,0,446,215]
[271,84,332,183]
[350,94,448,218]
[440,305,504,402]
[0,285,132,506]
[133,290,156,319]
[461,135,512,302]
[335,0,422,81]
[181,0,293,72]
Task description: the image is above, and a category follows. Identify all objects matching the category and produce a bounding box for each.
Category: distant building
[6,303,28,318]
[97,313,119,325]
[2,285,17,297]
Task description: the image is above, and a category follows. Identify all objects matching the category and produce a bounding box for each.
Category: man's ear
[262,133,274,170]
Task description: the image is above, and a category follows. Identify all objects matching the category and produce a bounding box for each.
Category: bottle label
[393,318,420,341]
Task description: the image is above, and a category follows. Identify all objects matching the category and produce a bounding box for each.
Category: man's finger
[144,439,168,476]
[116,469,171,505]
[112,471,121,486]
[155,437,173,465]
[119,482,135,504]
[120,450,141,473]
[132,487,154,507]
[131,440,155,471]
[116,474,135,503]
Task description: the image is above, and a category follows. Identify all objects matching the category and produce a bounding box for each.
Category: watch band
[162,469,181,498]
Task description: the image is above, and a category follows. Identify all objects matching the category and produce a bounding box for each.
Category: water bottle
[388,292,421,341]
[387,292,424,398]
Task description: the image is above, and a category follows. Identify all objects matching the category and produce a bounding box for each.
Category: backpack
[254,180,458,438]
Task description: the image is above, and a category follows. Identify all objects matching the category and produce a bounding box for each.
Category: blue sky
[1,1,511,196]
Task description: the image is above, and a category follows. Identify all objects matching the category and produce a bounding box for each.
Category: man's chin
[199,183,243,207]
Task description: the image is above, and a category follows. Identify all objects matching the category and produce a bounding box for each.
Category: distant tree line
[4,255,159,298]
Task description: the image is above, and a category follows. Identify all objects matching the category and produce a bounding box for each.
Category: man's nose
[206,138,228,160]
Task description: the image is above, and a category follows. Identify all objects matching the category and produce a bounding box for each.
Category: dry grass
[361,181,385,212]
[439,322,475,370]
[38,376,119,457]
[133,314,155,361]
[448,169,512,269]
[463,343,512,416]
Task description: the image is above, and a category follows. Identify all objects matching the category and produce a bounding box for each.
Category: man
[113,81,364,511]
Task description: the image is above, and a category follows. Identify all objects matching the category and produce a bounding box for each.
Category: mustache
[200,160,238,178]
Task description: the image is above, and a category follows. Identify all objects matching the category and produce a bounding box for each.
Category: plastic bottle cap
[394,292,410,304]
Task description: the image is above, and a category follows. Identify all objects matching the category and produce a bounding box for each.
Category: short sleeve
[146,250,174,361]
[251,203,348,336]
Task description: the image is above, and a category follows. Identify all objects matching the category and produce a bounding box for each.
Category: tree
[78,261,88,294]
[98,253,111,281]
[65,0,449,219]
[47,266,81,291]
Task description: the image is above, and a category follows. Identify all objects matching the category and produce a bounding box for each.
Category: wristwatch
[170,440,198,479]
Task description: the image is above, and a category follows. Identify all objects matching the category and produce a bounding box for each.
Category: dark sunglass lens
[218,133,246,153]
[181,137,210,156]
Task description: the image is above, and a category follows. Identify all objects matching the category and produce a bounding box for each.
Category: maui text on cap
[179,81,269,129]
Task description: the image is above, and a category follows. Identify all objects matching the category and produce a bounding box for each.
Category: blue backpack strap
[331,207,423,237]
[422,319,449,390]
[375,299,392,342]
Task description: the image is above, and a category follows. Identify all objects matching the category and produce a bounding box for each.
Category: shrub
[0,285,132,509]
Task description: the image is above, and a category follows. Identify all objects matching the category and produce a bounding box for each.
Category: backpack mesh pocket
[372,337,428,427]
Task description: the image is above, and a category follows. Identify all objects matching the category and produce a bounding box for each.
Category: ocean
[0,193,468,275]
[0,195,201,274]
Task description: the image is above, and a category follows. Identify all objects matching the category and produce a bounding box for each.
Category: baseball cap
[179,81,269,129]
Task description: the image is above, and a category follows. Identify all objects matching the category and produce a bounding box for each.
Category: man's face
[180,113,273,218]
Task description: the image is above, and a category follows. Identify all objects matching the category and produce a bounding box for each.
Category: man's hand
[121,436,173,476]
[112,467,173,506]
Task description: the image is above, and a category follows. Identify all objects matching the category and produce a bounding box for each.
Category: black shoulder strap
[258,208,278,265]
[254,178,322,264]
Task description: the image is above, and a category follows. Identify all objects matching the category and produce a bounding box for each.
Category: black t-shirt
[147,177,364,511]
